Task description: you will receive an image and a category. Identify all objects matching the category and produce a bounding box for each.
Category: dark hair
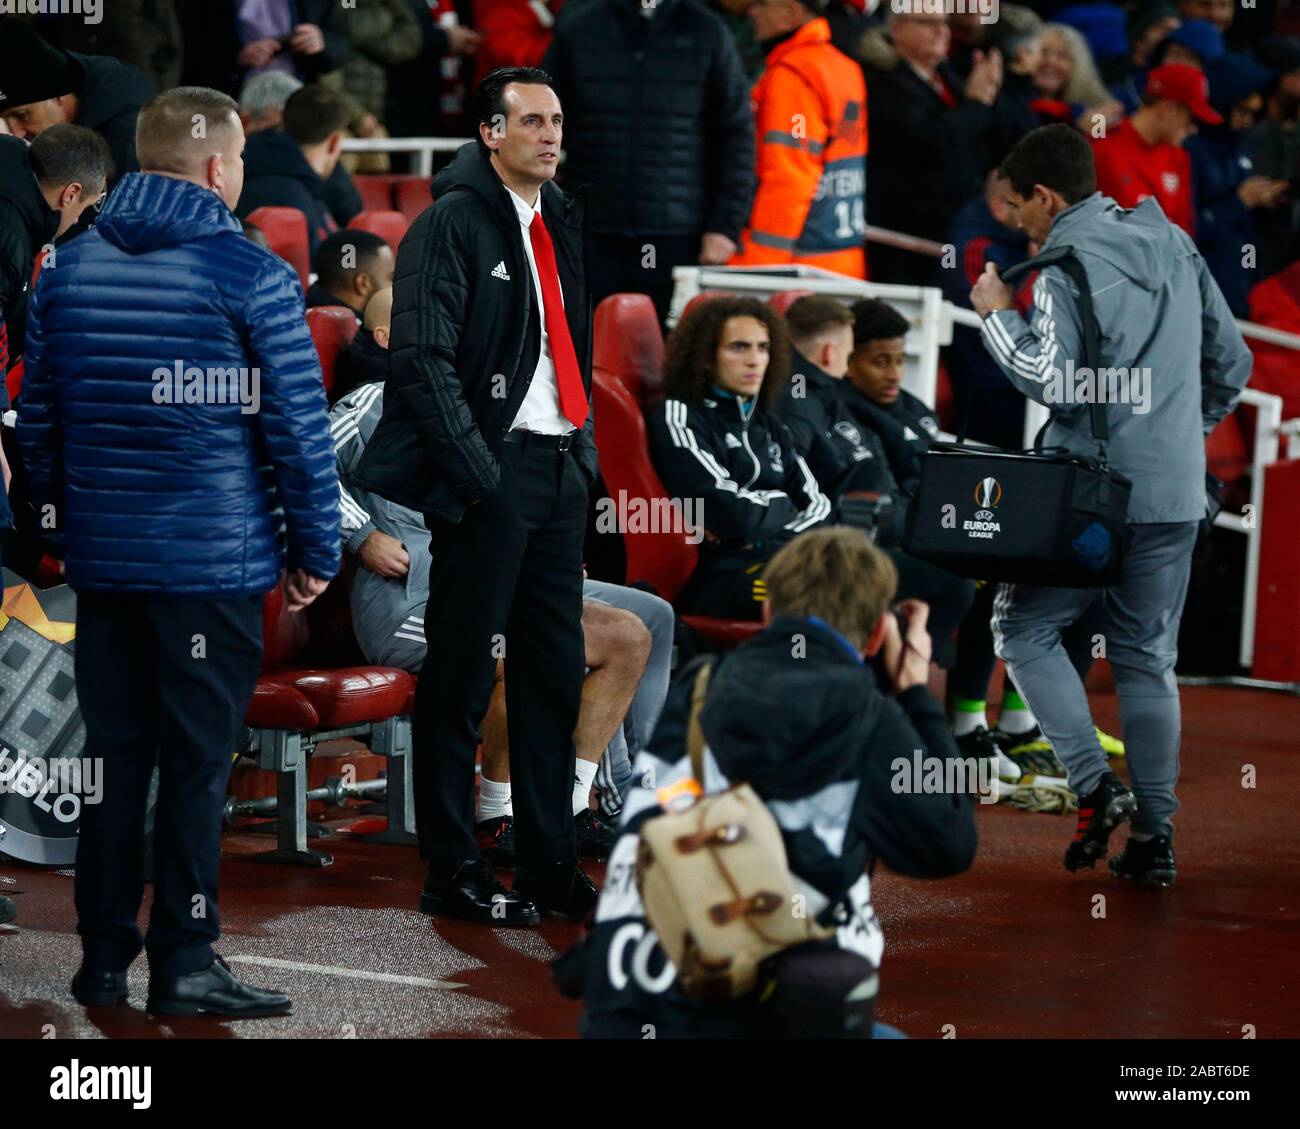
[998,123,1097,203]
[30,124,112,194]
[662,296,791,410]
[784,294,852,344]
[283,84,350,147]
[136,86,240,175]
[850,298,909,349]
[471,66,555,149]
[312,229,390,290]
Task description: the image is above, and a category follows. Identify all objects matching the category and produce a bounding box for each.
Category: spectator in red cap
[1090,62,1221,234]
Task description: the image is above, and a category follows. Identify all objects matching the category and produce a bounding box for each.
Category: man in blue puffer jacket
[17,86,340,1020]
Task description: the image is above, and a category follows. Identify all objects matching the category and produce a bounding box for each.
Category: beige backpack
[635,661,837,1001]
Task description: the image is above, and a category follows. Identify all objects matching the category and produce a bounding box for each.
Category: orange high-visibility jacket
[730,18,867,278]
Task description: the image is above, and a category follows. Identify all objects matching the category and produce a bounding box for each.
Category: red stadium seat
[245,206,310,291]
[349,210,409,255]
[768,288,814,315]
[679,290,731,323]
[393,176,434,223]
[245,579,415,864]
[354,174,395,213]
[593,293,664,407]
[306,306,359,397]
[591,368,761,649]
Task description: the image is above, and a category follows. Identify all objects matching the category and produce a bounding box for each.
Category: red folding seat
[349,210,409,255]
[243,580,415,865]
[393,176,434,224]
[354,174,395,213]
[591,368,761,650]
[245,206,310,290]
[305,306,359,398]
[593,293,664,407]
[768,288,814,315]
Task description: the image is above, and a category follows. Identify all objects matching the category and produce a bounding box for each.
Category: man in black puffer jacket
[354,68,599,930]
[0,19,155,188]
[542,0,755,319]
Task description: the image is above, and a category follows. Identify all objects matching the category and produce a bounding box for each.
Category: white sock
[1130,831,1155,842]
[998,708,1037,735]
[477,776,512,822]
[573,758,599,815]
[952,710,988,737]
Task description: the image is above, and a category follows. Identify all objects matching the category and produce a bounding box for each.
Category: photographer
[570,526,978,1039]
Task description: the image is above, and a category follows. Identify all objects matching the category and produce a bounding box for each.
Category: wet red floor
[2,682,1298,1039]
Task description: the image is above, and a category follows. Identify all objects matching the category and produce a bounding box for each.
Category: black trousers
[414,439,588,874]
[589,232,701,324]
[73,592,263,978]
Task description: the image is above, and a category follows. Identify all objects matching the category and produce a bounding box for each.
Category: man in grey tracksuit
[971,126,1251,884]
[330,379,674,821]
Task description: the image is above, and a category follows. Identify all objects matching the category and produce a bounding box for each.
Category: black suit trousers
[414,440,588,874]
[73,592,263,978]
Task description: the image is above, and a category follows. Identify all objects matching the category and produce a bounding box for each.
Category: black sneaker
[475,815,515,868]
[991,723,1042,754]
[1064,772,1137,872]
[1109,835,1177,888]
[574,808,614,861]
[956,726,1020,789]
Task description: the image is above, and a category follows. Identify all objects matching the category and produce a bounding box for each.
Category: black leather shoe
[0,894,15,926]
[513,862,599,923]
[420,859,539,926]
[146,955,291,1017]
[71,964,129,1007]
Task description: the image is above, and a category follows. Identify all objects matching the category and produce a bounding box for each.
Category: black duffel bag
[902,247,1132,588]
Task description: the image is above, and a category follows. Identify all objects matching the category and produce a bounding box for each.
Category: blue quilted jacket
[17,173,340,596]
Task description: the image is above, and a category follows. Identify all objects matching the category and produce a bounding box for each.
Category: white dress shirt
[505,185,571,435]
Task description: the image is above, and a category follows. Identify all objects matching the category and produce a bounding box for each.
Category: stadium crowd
[0,0,1286,1034]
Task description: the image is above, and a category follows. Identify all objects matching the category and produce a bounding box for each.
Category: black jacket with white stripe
[647,391,830,555]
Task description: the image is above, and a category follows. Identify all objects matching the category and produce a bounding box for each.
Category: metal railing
[341,136,470,177]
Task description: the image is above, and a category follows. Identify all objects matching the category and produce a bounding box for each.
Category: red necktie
[528,210,588,429]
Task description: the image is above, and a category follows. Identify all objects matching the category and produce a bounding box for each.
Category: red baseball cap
[1144,63,1224,125]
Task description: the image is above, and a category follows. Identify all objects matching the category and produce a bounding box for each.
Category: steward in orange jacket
[731,9,867,279]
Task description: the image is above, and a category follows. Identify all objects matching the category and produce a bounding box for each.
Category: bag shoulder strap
[686,658,716,783]
[1001,246,1109,457]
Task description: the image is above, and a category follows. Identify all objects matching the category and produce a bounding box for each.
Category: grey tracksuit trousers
[992,522,1198,837]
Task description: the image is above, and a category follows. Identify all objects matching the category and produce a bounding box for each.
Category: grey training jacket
[980,193,1252,523]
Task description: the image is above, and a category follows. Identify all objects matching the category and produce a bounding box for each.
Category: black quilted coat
[541,0,755,238]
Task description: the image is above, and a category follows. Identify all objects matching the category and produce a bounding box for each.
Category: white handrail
[341,136,470,177]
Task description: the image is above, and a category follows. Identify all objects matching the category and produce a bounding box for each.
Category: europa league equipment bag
[902,248,1131,588]
[636,661,836,1002]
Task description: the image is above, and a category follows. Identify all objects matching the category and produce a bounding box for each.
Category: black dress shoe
[420,858,539,926]
[513,862,599,923]
[71,965,129,1007]
[146,955,291,1017]
[0,894,15,926]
